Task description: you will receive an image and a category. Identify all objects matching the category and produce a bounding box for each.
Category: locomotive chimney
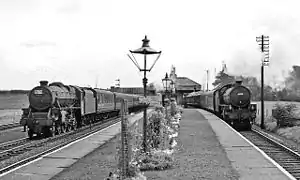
[236,80,242,84]
[40,80,48,86]
[235,77,242,85]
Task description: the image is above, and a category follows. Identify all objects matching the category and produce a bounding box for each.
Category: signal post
[256,35,270,129]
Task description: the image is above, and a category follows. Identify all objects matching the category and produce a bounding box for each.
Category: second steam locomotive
[184,79,257,130]
[20,80,145,139]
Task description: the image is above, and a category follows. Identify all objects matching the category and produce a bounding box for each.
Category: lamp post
[162,72,172,102]
[128,35,162,152]
[162,72,172,123]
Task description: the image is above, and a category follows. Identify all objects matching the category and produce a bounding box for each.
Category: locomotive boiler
[29,81,77,110]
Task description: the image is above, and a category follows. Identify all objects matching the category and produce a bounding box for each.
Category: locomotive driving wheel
[65,124,70,132]
[61,124,66,134]
[73,121,77,130]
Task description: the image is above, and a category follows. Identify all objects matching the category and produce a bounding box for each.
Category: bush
[272,103,299,128]
[264,116,278,132]
[277,126,300,144]
[138,150,174,171]
[107,103,181,179]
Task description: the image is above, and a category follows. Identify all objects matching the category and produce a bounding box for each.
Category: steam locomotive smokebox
[40,80,49,86]
[223,86,251,107]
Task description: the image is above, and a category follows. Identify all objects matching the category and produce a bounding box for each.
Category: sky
[0,0,300,90]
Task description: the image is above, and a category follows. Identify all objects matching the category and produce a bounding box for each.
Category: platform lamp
[127,35,162,152]
[162,72,172,102]
[162,72,172,123]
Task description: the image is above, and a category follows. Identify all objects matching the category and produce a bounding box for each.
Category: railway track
[0,115,122,175]
[240,129,300,180]
[0,123,21,131]
[0,138,29,152]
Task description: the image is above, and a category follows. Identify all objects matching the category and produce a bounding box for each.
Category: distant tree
[263,85,275,100]
[275,65,300,101]
[285,65,300,95]
[239,76,260,101]
[212,71,235,87]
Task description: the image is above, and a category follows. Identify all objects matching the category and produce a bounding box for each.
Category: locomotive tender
[20,80,144,139]
[184,80,257,130]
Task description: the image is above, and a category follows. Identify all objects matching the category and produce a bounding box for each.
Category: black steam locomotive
[184,79,257,130]
[20,80,145,139]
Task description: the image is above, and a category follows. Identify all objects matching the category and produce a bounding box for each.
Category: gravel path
[51,109,239,180]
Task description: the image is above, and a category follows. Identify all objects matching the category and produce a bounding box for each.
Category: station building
[169,66,201,105]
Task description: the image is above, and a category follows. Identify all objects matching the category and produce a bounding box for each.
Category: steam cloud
[226,15,300,88]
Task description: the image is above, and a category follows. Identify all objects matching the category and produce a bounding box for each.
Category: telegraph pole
[256,35,270,129]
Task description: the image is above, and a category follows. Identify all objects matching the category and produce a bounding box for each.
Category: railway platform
[0,109,153,180]
[197,109,295,180]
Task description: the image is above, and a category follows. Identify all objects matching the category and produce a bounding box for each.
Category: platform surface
[198,109,295,180]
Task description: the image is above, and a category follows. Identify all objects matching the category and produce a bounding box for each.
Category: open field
[0,94,28,125]
[254,101,300,119]
[0,94,28,110]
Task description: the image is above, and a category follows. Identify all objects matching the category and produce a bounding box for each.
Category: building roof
[175,77,201,91]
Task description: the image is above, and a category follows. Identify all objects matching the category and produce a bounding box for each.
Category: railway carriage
[114,93,138,113]
[94,89,118,119]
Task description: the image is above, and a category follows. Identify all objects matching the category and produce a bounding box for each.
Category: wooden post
[165,106,169,126]
[121,99,129,179]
